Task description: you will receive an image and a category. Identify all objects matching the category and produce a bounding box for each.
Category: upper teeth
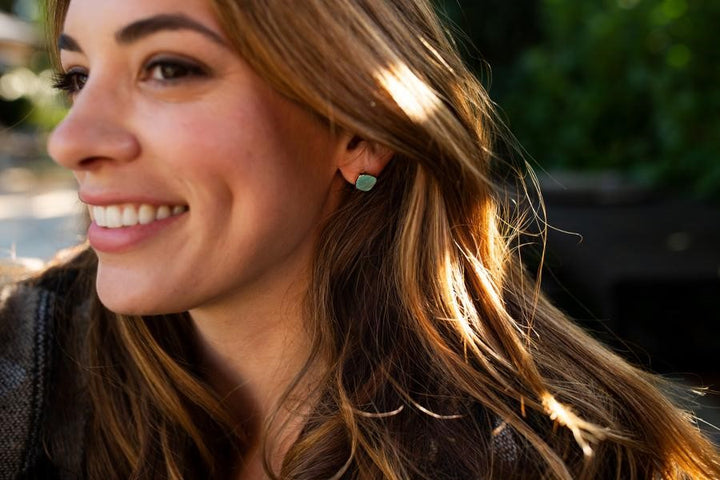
[90,204,187,228]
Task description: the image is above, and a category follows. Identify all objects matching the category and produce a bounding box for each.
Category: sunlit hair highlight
[43,0,719,479]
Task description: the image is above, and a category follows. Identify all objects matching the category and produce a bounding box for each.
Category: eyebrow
[57,33,82,52]
[57,13,227,53]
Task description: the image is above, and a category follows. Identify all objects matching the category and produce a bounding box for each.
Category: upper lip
[79,191,187,207]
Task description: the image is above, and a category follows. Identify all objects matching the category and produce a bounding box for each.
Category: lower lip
[87,212,187,253]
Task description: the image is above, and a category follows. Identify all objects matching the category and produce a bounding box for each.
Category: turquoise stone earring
[355,173,377,192]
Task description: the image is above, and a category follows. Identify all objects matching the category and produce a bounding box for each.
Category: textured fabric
[0,282,53,480]
[491,418,521,465]
[0,274,521,479]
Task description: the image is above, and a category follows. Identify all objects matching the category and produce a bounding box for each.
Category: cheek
[142,91,339,231]
[92,101,341,315]
[186,106,334,197]
[162,102,275,171]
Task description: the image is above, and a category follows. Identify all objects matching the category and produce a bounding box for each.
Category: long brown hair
[44,0,719,478]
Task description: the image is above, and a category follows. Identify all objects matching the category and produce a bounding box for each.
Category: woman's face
[48,0,348,314]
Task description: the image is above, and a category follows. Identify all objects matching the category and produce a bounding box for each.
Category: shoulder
[0,250,93,479]
[0,267,57,479]
[0,261,57,389]
[0,257,73,388]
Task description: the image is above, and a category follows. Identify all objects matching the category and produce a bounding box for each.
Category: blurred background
[434,0,720,438]
[0,0,78,264]
[1,0,718,437]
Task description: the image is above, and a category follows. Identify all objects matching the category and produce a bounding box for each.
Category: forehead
[63,0,220,36]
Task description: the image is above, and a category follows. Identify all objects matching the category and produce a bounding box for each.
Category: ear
[337,135,394,187]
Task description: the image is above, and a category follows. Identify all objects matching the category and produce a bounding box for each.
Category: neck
[188,261,321,474]
[192,289,309,408]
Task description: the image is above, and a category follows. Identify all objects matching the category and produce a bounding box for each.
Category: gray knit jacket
[0,278,87,480]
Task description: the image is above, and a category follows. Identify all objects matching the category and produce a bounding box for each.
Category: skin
[47,0,391,477]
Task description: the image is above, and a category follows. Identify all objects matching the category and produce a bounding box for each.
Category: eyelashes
[52,68,87,94]
[53,57,209,95]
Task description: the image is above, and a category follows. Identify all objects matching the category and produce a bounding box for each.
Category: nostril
[78,157,102,169]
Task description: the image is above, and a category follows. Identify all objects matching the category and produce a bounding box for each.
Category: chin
[94,256,199,315]
[97,291,159,316]
[95,272,182,316]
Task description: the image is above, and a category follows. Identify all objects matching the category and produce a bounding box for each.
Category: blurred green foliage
[437,0,720,197]
[0,1,65,132]
[2,0,719,195]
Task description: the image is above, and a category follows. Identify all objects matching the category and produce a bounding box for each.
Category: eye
[144,58,207,82]
[52,68,88,94]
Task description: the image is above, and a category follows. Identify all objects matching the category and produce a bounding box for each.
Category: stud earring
[355,173,377,192]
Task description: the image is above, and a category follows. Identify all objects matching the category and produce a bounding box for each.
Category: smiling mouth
[88,203,188,228]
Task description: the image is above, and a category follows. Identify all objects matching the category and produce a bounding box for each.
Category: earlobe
[337,135,394,191]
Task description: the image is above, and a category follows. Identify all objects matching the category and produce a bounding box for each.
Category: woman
[1,0,718,478]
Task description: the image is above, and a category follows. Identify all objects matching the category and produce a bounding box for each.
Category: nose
[47,82,140,172]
